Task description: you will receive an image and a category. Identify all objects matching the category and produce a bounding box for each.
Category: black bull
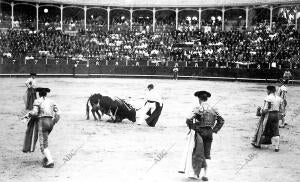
[86,94,136,122]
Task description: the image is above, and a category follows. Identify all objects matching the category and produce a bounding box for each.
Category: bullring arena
[1,0,300,182]
[1,78,300,182]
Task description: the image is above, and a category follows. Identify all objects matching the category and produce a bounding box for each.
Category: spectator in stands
[283,70,292,83]
[0,22,299,68]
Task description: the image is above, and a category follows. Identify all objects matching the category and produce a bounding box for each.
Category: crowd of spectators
[0,22,299,68]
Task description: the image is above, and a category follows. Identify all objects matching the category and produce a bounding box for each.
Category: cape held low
[86,93,136,123]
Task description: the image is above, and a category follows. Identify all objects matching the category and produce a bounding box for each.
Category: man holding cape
[137,84,163,127]
[23,87,60,168]
[251,85,282,152]
[179,91,224,181]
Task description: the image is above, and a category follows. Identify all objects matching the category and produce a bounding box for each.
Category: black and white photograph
[0,0,300,181]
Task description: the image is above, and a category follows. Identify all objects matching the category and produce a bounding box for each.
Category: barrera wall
[0,57,299,81]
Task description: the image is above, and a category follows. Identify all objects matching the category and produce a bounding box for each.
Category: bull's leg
[91,108,98,121]
[110,107,119,122]
[115,116,122,123]
[95,110,101,121]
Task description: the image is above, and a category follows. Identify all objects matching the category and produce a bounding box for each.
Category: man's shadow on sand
[21,160,41,167]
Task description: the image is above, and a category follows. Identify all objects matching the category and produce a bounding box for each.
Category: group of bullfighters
[22,73,289,182]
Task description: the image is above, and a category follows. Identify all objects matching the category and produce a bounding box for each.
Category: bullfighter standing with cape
[23,87,60,168]
[179,91,224,181]
[24,73,37,110]
[137,84,163,127]
[251,85,282,152]
[277,79,288,128]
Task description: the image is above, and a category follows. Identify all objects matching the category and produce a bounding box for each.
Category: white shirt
[145,89,162,104]
[264,94,282,112]
[278,85,287,100]
[25,77,37,88]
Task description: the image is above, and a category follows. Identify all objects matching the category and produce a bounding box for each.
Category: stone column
[270,6,273,28]
[11,2,14,28]
[245,6,249,29]
[84,6,87,31]
[153,8,156,32]
[295,6,298,31]
[198,8,202,30]
[107,7,110,31]
[60,5,63,31]
[175,8,178,30]
[36,4,39,31]
[222,7,225,31]
[130,8,133,31]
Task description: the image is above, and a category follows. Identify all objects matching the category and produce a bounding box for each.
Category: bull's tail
[86,96,91,120]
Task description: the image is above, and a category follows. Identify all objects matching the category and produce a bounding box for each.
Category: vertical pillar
[107,7,110,31]
[270,6,273,28]
[130,8,133,31]
[245,6,249,29]
[11,2,14,28]
[36,4,39,31]
[222,7,225,31]
[175,8,178,30]
[295,6,298,31]
[60,5,63,31]
[84,6,87,31]
[198,8,202,30]
[153,8,156,32]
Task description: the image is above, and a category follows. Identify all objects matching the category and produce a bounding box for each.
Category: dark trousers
[173,72,178,79]
[145,102,163,127]
[195,127,213,159]
[26,88,36,110]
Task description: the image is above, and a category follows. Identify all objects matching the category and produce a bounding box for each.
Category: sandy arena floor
[0,77,300,182]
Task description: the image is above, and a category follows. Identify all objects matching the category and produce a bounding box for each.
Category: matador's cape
[23,117,38,153]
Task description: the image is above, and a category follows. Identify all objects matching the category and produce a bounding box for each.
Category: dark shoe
[201,176,209,181]
[42,157,48,164]
[251,143,261,148]
[274,149,280,152]
[43,162,54,168]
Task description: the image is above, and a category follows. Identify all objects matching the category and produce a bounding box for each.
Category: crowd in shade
[0,23,299,67]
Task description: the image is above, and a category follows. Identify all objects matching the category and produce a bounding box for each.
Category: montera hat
[147,84,154,89]
[267,85,276,92]
[30,72,37,76]
[35,87,50,93]
[194,91,211,98]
